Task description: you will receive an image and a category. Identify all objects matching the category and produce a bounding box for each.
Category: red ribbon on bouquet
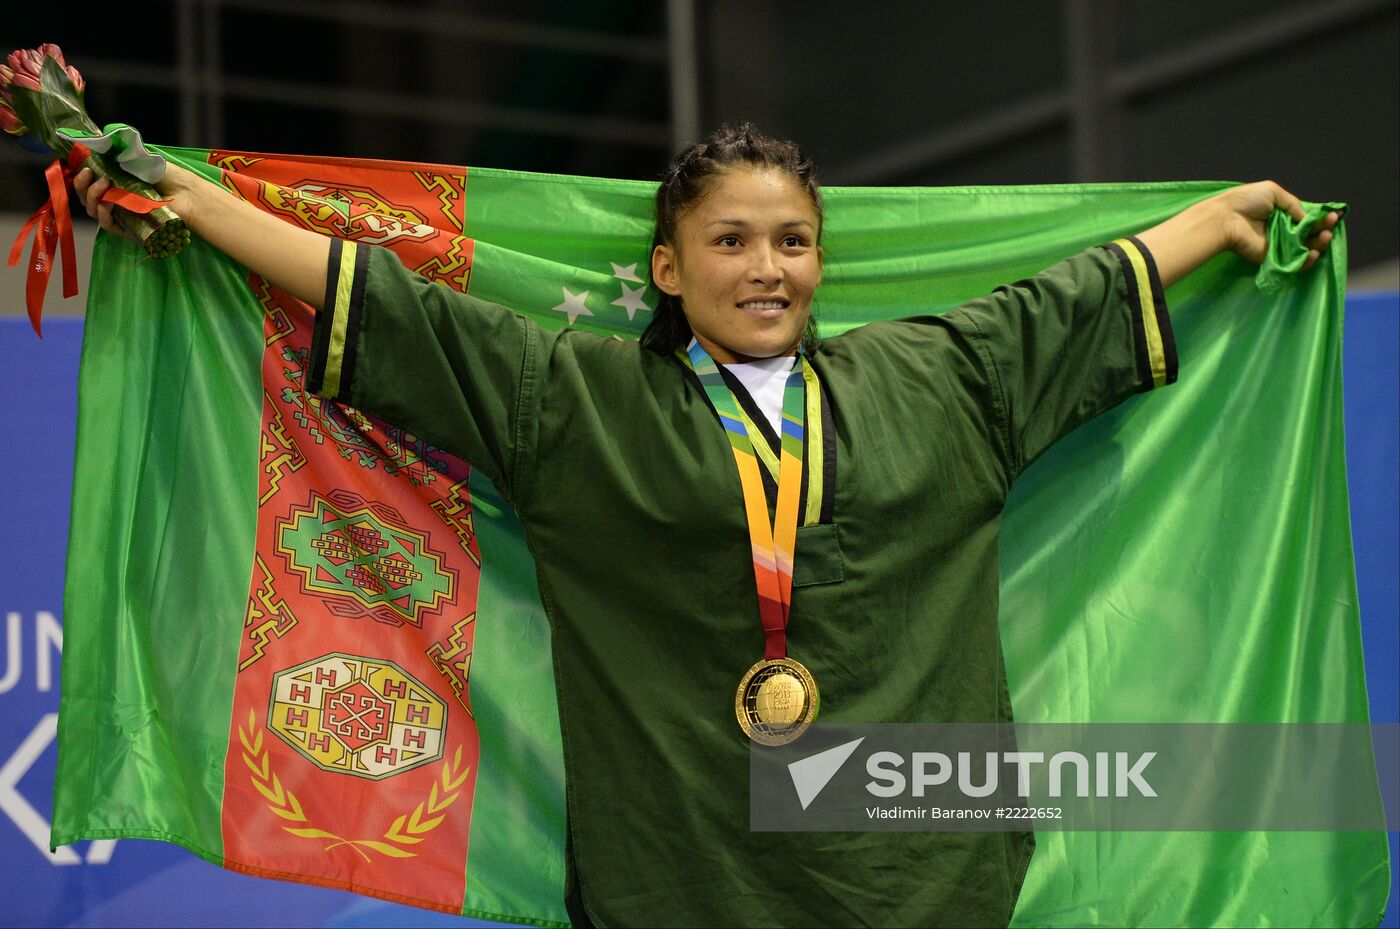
[7,141,168,337]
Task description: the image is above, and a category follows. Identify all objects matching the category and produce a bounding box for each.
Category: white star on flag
[611,282,652,320]
[610,262,645,283]
[552,287,593,325]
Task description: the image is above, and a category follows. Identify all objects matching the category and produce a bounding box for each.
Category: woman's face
[652,166,823,364]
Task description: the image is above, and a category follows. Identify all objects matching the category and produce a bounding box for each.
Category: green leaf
[34,56,99,148]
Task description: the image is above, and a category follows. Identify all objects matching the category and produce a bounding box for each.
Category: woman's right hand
[75,154,331,307]
[73,159,204,240]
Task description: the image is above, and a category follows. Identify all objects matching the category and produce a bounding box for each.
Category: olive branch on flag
[238,709,470,861]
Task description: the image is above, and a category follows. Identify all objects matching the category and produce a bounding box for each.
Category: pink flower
[0,100,23,135]
[37,43,66,68]
[16,49,42,76]
[7,50,40,87]
[0,63,23,133]
[0,42,187,260]
[2,45,81,95]
[6,48,45,91]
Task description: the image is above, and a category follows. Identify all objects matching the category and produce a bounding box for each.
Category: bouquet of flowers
[2,43,188,257]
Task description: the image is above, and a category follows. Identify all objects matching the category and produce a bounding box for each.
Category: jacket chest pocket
[793,522,844,587]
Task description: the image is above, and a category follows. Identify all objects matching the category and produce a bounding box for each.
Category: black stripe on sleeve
[307,237,343,396]
[1103,240,1154,392]
[338,241,372,401]
[1126,235,1178,386]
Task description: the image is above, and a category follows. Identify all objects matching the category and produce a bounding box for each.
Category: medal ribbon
[686,341,807,661]
[732,360,827,527]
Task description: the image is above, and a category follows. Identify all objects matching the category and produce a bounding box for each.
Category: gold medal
[735,657,820,746]
[683,343,826,748]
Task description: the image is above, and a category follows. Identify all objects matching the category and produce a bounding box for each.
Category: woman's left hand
[1216,181,1341,271]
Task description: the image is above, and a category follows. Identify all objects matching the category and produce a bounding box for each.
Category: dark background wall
[3,0,1397,276]
[701,0,1398,272]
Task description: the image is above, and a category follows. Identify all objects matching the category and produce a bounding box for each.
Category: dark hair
[641,122,824,356]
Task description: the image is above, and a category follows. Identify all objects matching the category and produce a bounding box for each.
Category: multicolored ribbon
[684,341,808,661]
[730,359,828,527]
[7,141,167,336]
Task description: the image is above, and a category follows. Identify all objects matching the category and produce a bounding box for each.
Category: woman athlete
[75,125,1338,928]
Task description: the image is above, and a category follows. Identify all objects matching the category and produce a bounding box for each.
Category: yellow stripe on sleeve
[1113,237,1168,388]
[321,241,359,399]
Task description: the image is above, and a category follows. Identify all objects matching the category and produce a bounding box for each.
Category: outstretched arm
[1135,180,1340,290]
[73,160,331,309]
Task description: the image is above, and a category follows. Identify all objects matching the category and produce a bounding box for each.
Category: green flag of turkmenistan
[52,144,1387,927]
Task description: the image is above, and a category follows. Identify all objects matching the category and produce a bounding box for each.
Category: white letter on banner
[1004,752,1044,797]
[36,612,62,693]
[0,714,79,864]
[866,751,906,797]
[0,612,20,693]
[1050,751,1090,798]
[86,839,117,864]
[911,752,951,797]
[958,752,999,798]
[1117,751,1157,797]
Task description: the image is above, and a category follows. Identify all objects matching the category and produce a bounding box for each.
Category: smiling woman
[651,165,823,362]
[644,124,826,361]
[71,122,1340,929]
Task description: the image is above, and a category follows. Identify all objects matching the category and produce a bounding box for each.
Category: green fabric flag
[52,145,1387,927]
